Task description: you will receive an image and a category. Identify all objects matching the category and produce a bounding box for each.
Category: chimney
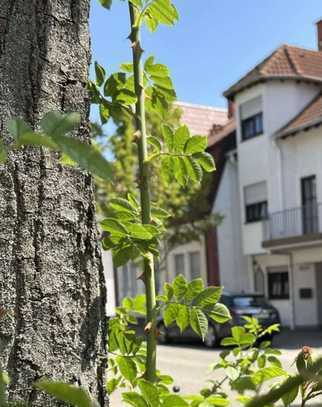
[317,19,322,51]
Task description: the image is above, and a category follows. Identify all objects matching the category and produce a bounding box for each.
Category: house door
[301,176,318,234]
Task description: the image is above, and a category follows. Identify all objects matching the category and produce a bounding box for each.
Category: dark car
[157,292,280,348]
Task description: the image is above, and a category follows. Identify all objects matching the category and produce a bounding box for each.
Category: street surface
[110,329,322,406]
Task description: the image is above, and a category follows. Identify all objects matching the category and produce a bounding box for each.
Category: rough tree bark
[0,1,107,405]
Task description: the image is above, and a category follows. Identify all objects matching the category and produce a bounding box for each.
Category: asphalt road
[110,329,322,406]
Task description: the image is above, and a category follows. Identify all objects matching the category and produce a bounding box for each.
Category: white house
[213,20,322,328]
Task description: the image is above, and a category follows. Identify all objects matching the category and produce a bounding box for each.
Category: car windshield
[232,296,266,308]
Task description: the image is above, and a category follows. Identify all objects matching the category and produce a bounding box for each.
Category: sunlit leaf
[36,381,95,407]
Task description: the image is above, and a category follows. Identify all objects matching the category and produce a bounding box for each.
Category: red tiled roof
[277,92,322,138]
[224,45,322,99]
[176,101,228,136]
[208,119,236,147]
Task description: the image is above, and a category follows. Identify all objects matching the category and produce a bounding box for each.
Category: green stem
[128,2,157,382]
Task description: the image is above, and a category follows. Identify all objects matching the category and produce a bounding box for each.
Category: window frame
[245,200,268,223]
[241,112,264,141]
[268,271,290,300]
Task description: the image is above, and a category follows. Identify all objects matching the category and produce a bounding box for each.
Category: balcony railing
[263,203,322,242]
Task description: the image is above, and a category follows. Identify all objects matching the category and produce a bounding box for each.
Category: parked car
[157,292,280,348]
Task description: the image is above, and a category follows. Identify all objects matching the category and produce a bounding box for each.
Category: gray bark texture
[0,1,107,405]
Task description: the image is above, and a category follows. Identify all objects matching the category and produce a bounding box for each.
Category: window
[268,271,289,300]
[174,254,185,276]
[301,175,318,234]
[240,96,264,141]
[242,113,263,140]
[244,182,268,223]
[246,202,268,223]
[189,251,200,279]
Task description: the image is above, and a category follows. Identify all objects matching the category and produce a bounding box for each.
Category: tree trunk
[0,1,107,405]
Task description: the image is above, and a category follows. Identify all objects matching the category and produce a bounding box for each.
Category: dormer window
[240,96,264,141]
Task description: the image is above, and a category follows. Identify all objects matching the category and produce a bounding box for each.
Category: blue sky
[90,0,322,109]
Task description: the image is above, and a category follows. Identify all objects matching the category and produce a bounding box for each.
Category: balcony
[263,203,322,249]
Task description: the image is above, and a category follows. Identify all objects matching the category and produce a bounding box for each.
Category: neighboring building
[212,20,322,328]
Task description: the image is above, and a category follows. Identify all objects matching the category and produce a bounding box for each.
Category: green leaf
[113,245,140,267]
[151,75,173,90]
[176,304,189,333]
[194,152,216,172]
[257,354,266,369]
[138,380,159,406]
[99,102,110,124]
[110,198,137,214]
[208,303,231,324]
[115,89,137,105]
[144,56,155,71]
[204,395,230,406]
[184,135,207,154]
[95,61,106,87]
[55,135,113,181]
[120,62,134,73]
[146,63,169,78]
[15,132,58,150]
[282,384,299,406]
[122,392,149,407]
[7,118,33,140]
[0,371,9,405]
[116,356,138,383]
[129,0,143,7]
[185,279,204,303]
[192,287,222,308]
[98,0,112,8]
[147,136,162,152]
[101,218,128,237]
[106,377,121,395]
[252,366,287,385]
[151,206,170,219]
[158,375,174,385]
[144,12,158,32]
[267,355,282,368]
[173,274,187,300]
[162,394,189,407]
[144,0,179,28]
[173,156,188,186]
[40,111,81,138]
[173,125,190,153]
[163,303,178,327]
[184,157,202,183]
[133,294,146,315]
[35,381,94,407]
[127,224,153,240]
[190,308,208,340]
[162,125,174,151]
[163,282,174,301]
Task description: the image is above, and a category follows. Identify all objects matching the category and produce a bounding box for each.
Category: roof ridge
[175,101,227,112]
[284,45,302,76]
[283,43,322,54]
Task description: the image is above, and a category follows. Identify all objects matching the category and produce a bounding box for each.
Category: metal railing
[263,203,322,241]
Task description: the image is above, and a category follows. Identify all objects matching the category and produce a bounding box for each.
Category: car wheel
[157,322,169,345]
[204,325,218,348]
